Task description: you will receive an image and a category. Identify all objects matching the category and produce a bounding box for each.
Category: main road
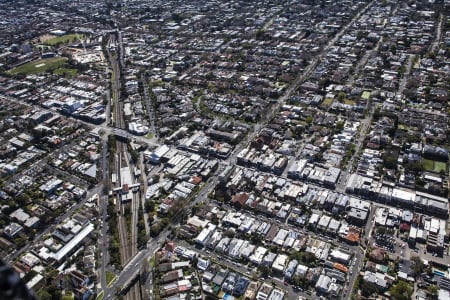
[102,230,171,300]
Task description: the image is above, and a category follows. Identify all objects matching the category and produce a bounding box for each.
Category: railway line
[108,32,141,300]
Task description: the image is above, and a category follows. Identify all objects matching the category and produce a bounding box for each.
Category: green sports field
[422,158,447,173]
[7,57,67,75]
[43,34,83,46]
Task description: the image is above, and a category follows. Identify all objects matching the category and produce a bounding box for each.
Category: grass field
[106,271,117,287]
[43,34,83,46]
[96,291,104,300]
[361,91,371,100]
[61,292,74,300]
[53,67,78,77]
[7,57,67,75]
[35,45,53,51]
[344,99,356,105]
[321,97,333,108]
[422,158,447,173]
[149,257,155,268]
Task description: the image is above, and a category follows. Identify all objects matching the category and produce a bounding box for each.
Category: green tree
[224,229,235,238]
[257,265,272,278]
[314,152,323,162]
[145,200,155,213]
[291,275,307,288]
[206,294,219,300]
[150,223,161,237]
[335,121,344,131]
[289,250,303,261]
[255,29,266,40]
[302,252,317,267]
[360,280,379,297]
[37,289,52,300]
[389,280,413,300]
[411,256,424,277]
[23,270,38,283]
[171,13,183,23]
[50,287,62,299]
[427,285,439,299]
[16,193,30,206]
[383,155,397,169]
[406,161,424,173]
[337,92,346,103]
[376,226,386,235]
[130,149,139,164]
[151,174,160,183]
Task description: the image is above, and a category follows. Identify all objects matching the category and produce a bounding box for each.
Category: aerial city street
[0,0,449,300]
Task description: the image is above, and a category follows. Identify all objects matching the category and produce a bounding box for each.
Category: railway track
[108,32,141,300]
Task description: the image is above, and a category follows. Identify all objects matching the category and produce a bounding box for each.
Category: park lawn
[344,98,355,105]
[361,91,371,100]
[54,67,78,77]
[7,57,67,75]
[106,271,116,286]
[149,257,155,268]
[35,45,53,51]
[43,34,83,46]
[422,158,434,171]
[422,158,447,173]
[275,81,287,89]
[62,292,74,300]
[96,291,104,300]
[433,161,447,173]
[321,97,334,108]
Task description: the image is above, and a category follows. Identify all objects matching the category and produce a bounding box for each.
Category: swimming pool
[433,269,445,277]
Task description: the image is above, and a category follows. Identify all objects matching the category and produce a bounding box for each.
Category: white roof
[10,208,30,223]
[330,249,351,262]
[392,188,416,202]
[20,253,40,267]
[272,254,288,272]
[52,223,94,261]
[268,289,284,300]
[250,246,267,264]
[26,274,44,289]
[152,145,170,158]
